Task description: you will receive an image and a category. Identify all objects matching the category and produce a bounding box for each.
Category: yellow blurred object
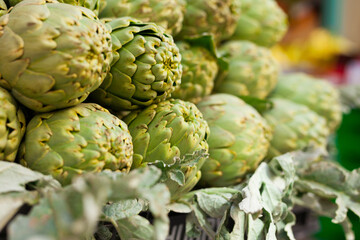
[272,28,353,70]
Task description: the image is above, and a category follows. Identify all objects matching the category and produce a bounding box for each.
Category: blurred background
[274,1,360,239]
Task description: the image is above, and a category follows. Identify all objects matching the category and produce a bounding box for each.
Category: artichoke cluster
[0,0,343,203]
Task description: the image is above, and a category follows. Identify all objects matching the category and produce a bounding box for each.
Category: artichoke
[231,0,288,47]
[0,0,113,112]
[20,103,133,185]
[9,0,102,15]
[271,73,342,132]
[215,40,279,99]
[99,0,186,36]
[123,99,209,199]
[178,0,241,43]
[197,94,271,187]
[90,17,182,111]
[0,87,26,162]
[263,98,329,158]
[171,40,218,104]
[0,0,6,17]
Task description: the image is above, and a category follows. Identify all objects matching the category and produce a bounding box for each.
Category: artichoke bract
[271,73,342,132]
[99,0,185,36]
[263,98,329,158]
[215,41,279,99]
[90,17,182,111]
[0,87,26,162]
[0,0,113,112]
[231,0,288,47]
[20,103,133,185]
[197,94,271,187]
[171,40,218,104]
[178,0,241,43]
[9,0,103,15]
[0,0,6,17]
[123,99,209,199]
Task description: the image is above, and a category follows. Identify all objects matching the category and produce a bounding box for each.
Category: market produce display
[231,0,288,47]
[215,40,279,99]
[99,0,185,36]
[1,0,359,239]
[271,73,343,132]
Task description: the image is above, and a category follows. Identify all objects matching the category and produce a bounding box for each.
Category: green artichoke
[215,40,279,99]
[197,94,271,187]
[0,0,113,112]
[178,0,241,43]
[271,73,342,132]
[171,40,218,104]
[0,87,26,162]
[263,98,329,158]
[9,0,102,15]
[20,103,133,185]
[123,99,209,199]
[0,0,6,17]
[90,17,182,111]
[99,0,186,36]
[231,0,288,47]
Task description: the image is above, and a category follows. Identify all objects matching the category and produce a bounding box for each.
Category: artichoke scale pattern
[0,87,26,162]
[232,0,288,47]
[197,94,271,187]
[20,103,133,185]
[0,0,6,17]
[215,40,279,99]
[91,17,182,111]
[99,0,186,36]
[178,0,241,43]
[263,98,330,158]
[172,41,218,104]
[0,0,113,112]
[271,73,342,132]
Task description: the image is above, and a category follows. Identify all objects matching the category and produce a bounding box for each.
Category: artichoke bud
[0,0,7,17]
[90,17,182,111]
[172,38,219,104]
[263,98,330,158]
[123,99,209,199]
[231,0,289,47]
[0,86,26,162]
[271,73,342,132]
[99,0,186,36]
[215,40,279,100]
[178,0,241,44]
[0,0,113,112]
[197,94,271,187]
[19,103,133,185]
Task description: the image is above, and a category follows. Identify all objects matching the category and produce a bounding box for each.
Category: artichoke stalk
[99,0,186,36]
[20,103,133,185]
[215,40,279,99]
[0,0,113,112]
[263,98,330,158]
[123,99,209,199]
[90,17,182,111]
[231,0,288,47]
[0,86,26,162]
[197,94,271,187]
[171,41,219,104]
[271,73,342,132]
[178,0,241,44]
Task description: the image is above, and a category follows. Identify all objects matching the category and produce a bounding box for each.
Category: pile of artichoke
[0,0,347,238]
